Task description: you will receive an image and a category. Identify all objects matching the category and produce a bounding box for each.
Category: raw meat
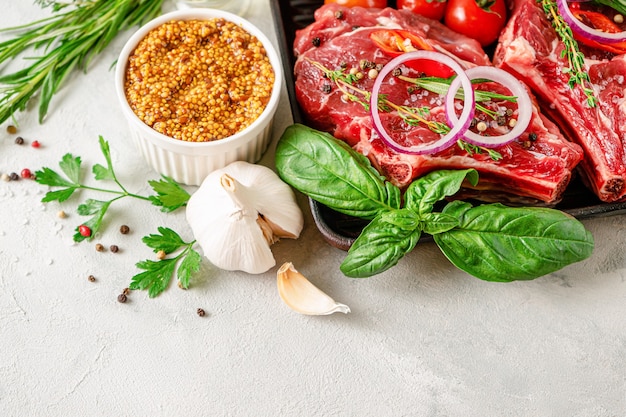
[293,3,584,204]
[494,0,626,202]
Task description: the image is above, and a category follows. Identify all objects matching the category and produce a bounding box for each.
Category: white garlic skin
[277,262,351,315]
[186,161,304,274]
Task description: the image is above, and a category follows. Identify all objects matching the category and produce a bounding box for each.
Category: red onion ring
[557,0,626,44]
[445,66,533,148]
[370,51,474,155]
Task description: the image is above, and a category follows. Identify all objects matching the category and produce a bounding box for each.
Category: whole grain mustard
[124,18,275,142]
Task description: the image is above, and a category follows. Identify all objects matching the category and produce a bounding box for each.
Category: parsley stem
[77,184,152,201]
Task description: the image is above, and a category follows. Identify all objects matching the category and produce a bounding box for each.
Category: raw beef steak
[494,0,626,202]
[293,3,584,204]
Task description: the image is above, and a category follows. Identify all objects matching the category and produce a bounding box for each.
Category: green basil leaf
[340,210,421,278]
[421,212,459,235]
[405,169,478,215]
[433,201,595,282]
[275,124,401,220]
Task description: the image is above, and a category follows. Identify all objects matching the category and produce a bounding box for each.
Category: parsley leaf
[148,176,190,212]
[130,227,201,298]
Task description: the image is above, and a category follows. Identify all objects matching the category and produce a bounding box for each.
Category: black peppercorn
[110,245,119,253]
[14,136,24,145]
[197,308,206,317]
[9,172,19,181]
[88,275,96,282]
[117,293,127,303]
[312,37,321,47]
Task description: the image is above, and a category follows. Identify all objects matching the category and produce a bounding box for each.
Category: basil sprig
[275,124,594,281]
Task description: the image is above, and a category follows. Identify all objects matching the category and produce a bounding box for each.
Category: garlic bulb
[277,262,350,315]
[186,161,304,274]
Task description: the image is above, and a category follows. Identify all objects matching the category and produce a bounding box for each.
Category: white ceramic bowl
[115,9,282,186]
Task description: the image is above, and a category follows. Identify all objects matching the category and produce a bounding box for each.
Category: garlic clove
[277,262,351,315]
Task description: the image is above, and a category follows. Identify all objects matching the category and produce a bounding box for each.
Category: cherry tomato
[323,0,388,7]
[444,0,507,47]
[397,0,447,21]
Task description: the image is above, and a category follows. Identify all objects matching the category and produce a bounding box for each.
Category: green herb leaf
[93,136,115,180]
[148,176,190,212]
[420,212,459,235]
[41,187,77,203]
[177,249,202,289]
[73,199,112,241]
[58,153,82,183]
[130,258,179,298]
[404,169,478,215]
[341,209,421,278]
[142,227,187,254]
[276,124,401,219]
[434,201,595,281]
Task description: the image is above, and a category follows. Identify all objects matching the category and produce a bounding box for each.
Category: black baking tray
[270,0,626,251]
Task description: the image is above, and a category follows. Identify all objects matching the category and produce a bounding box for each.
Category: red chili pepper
[569,4,626,54]
[369,29,455,78]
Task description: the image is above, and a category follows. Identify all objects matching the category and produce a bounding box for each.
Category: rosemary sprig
[539,0,597,107]
[0,0,164,125]
[35,136,191,242]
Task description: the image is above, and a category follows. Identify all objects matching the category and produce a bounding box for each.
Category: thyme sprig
[539,0,597,107]
[0,0,164,125]
[35,136,191,242]
[308,58,503,159]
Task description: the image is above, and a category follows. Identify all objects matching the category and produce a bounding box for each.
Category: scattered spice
[1,173,9,182]
[57,210,67,219]
[14,137,24,145]
[88,274,96,282]
[119,224,130,234]
[31,140,41,148]
[117,293,127,303]
[78,225,92,237]
[110,245,119,253]
[312,37,321,47]
[9,172,19,181]
[156,250,166,260]
[20,168,32,179]
[95,243,105,252]
[122,287,130,295]
[196,308,206,317]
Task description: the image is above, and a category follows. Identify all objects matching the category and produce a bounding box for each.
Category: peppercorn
[117,293,127,303]
[156,250,166,260]
[110,245,119,253]
[20,168,31,179]
[1,174,9,182]
[119,224,130,234]
[9,172,19,181]
[322,84,332,94]
[14,136,24,145]
[312,37,321,47]
[57,210,67,219]
[78,225,91,237]
[95,243,105,252]
[197,308,206,317]
[31,140,41,148]
[334,10,344,20]
[528,132,538,142]
[88,275,96,282]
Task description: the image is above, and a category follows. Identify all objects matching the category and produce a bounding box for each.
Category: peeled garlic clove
[277,262,350,315]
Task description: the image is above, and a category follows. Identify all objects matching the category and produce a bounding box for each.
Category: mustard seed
[57,210,67,219]
[124,18,274,142]
[156,250,166,260]
[95,243,105,252]
[7,125,17,134]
